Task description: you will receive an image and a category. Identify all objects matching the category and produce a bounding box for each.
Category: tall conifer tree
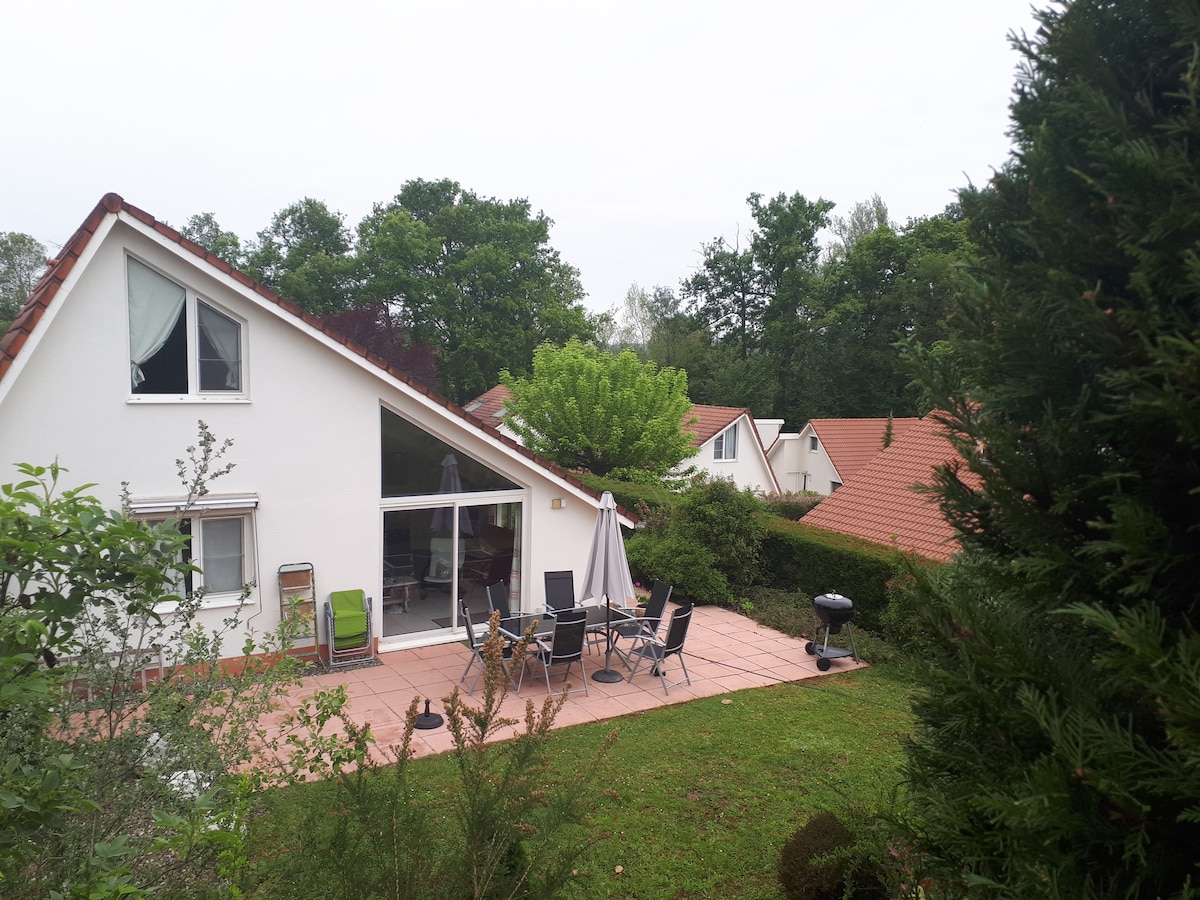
[903,2,1200,896]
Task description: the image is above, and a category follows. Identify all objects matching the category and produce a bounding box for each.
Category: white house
[0,194,634,662]
[766,417,920,495]
[465,388,780,495]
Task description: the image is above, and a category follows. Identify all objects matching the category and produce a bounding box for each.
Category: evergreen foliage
[902,2,1200,895]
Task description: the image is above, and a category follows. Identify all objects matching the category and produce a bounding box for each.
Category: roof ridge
[0,194,621,517]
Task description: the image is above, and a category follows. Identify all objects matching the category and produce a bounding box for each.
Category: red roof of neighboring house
[463,388,751,454]
[687,404,745,447]
[801,416,968,561]
[809,417,921,483]
[462,384,511,422]
[0,194,630,519]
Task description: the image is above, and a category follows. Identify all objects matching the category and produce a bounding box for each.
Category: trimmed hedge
[572,472,675,520]
[758,519,901,632]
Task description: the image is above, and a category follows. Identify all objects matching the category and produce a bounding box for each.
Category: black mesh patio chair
[519,607,589,696]
[486,581,512,620]
[460,604,513,694]
[625,603,694,695]
[543,570,575,611]
[608,581,672,667]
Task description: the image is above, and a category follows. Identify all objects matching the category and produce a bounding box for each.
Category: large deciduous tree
[357,179,595,404]
[244,198,355,314]
[901,2,1200,896]
[501,338,695,481]
[179,212,245,268]
[683,191,833,362]
[0,232,46,331]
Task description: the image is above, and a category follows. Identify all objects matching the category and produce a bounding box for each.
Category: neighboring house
[685,404,780,494]
[799,415,970,561]
[767,417,920,495]
[465,388,780,494]
[0,194,634,663]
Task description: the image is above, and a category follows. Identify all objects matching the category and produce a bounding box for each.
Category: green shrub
[625,529,731,604]
[761,490,823,520]
[777,811,887,900]
[759,521,902,631]
[572,472,675,519]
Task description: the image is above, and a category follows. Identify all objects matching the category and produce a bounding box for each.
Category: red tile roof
[801,416,968,561]
[0,194,631,520]
[809,417,921,483]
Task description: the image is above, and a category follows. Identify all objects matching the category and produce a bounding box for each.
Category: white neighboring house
[766,417,921,495]
[0,194,634,663]
[465,388,780,495]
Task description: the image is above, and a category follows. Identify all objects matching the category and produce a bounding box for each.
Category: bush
[759,521,903,632]
[777,811,887,900]
[762,490,823,520]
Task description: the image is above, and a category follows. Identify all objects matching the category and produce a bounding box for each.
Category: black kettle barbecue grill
[805,592,860,671]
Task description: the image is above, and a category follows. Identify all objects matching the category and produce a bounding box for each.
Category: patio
[279,604,864,760]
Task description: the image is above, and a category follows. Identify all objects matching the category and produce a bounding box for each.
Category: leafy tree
[683,192,833,361]
[806,211,974,419]
[179,212,245,267]
[245,198,355,314]
[901,2,1200,896]
[0,232,46,331]
[825,193,893,260]
[356,179,595,403]
[501,338,695,480]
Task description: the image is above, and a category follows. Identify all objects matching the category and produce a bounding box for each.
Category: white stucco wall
[689,414,778,495]
[768,426,842,495]
[0,215,618,659]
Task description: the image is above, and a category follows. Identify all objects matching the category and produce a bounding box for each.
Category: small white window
[809,435,819,452]
[129,494,258,606]
[714,423,739,461]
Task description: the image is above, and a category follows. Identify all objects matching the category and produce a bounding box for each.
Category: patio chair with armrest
[543,570,575,611]
[625,602,693,695]
[459,604,514,694]
[518,607,589,696]
[608,581,673,667]
[325,589,374,669]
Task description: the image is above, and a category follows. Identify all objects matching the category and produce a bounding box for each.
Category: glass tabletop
[497,605,636,640]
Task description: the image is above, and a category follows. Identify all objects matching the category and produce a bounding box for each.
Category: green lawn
[245,665,914,899]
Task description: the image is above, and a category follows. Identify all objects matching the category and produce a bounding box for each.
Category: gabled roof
[800,415,967,561]
[0,193,632,522]
[807,417,921,483]
[688,404,745,447]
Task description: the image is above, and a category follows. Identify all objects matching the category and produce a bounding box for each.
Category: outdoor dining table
[496,605,637,642]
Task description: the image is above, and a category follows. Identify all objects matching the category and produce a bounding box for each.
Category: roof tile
[802,416,969,561]
[809,417,921,482]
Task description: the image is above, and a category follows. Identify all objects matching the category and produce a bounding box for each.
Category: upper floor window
[128,257,244,396]
[809,435,819,451]
[714,423,738,460]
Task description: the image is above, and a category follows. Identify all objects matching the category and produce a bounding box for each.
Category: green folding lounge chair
[325,588,374,669]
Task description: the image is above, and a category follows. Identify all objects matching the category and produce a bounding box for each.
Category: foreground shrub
[777,811,887,900]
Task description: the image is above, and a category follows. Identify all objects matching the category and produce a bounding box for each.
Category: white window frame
[713,423,739,461]
[127,255,249,402]
[809,435,819,452]
[129,494,259,610]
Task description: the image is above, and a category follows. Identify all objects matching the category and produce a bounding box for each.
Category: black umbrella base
[415,699,444,729]
[592,668,624,683]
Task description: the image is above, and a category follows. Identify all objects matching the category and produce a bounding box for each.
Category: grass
[242,662,915,899]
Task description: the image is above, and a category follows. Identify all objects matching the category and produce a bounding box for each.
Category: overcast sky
[2,0,1039,314]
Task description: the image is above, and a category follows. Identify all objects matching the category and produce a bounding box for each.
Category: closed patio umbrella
[430,453,474,537]
[580,491,636,682]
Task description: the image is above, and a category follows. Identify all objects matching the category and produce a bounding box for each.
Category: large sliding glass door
[379,406,524,639]
[380,502,522,637]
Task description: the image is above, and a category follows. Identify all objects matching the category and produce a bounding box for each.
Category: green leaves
[502,338,695,479]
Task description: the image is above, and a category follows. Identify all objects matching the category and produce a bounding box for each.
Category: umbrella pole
[592,594,623,683]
